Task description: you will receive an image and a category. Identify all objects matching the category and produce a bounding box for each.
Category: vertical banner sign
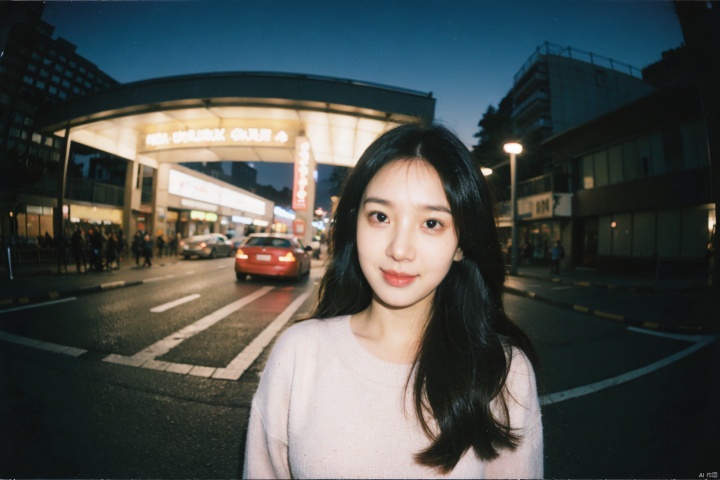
[292,141,311,210]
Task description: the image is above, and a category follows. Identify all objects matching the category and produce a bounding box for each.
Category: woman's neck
[350,299,430,364]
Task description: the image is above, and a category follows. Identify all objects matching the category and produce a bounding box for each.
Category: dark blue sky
[43,0,684,190]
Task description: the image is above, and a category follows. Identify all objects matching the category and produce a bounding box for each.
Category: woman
[244,124,542,478]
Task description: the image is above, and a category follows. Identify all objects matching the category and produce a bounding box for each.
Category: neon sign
[145,128,290,149]
[292,142,311,211]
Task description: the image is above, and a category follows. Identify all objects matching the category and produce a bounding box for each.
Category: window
[581,155,594,189]
[608,145,623,184]
[594,150,608,187]
[622,140,640,182]
[657,209,680,257]
[632,211,655,256]
[612,213,632,255]
[662,126,683,172]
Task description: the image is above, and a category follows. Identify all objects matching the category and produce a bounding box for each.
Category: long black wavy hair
[310,123,539,473]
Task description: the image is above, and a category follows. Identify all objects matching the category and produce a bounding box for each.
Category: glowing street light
[481,167,493,176]
[503,142,523,275]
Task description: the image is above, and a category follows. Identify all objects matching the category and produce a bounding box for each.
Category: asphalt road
[1,257,718,478]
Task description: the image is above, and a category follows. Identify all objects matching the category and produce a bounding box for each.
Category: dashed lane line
[150,294,201,313]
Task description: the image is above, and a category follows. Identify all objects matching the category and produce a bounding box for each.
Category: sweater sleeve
[243,327,299,479]
[485,349,544,480]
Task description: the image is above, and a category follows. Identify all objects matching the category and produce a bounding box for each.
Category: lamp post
[503,142,523,275]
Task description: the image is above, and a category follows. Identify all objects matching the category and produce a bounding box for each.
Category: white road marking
[0,330,86,357]
[144,275,175,283]
[0,297,76,314]
[541,335,717,405]
[150,294,201,313]
[118,286,274,361]
[213,290,312,380]
[626,326,712,343]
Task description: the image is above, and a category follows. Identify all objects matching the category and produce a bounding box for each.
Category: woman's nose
[386,224,415,262]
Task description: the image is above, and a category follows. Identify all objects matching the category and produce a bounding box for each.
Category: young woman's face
[356,158,462,313]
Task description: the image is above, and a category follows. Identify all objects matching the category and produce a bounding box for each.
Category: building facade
[543,81,714,278]
[497,43,656,265]
[0,3,119,243]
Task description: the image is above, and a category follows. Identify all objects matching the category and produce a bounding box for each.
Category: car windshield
[245,237,292,248]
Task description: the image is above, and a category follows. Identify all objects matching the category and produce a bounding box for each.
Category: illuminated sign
[145,128,290,149]
[169,169,266,215]
[189,210,219,222]
[292,142,311,211]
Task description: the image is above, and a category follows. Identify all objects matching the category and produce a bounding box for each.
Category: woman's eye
[425,219,441,229]
[369,212,388,223]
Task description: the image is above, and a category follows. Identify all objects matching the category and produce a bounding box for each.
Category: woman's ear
[453,247,463,262]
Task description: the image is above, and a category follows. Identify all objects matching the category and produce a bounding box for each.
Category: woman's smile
[381,269,417,287]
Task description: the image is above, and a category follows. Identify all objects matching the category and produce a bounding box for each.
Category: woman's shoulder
[273,316,348,354]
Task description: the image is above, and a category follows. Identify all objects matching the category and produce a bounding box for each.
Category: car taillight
[278,252,296,262]
[179,241,185,246]
[236,249,248,259]
[199,242,207,248]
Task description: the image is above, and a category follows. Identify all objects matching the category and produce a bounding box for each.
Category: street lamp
[503,142,523,275]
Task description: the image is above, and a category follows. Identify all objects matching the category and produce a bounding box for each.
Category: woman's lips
[381,269,417,287]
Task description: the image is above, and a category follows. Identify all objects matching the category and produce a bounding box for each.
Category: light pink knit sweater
[243,316,543,479]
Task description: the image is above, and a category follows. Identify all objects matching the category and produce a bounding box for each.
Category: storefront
[165,167,273,241]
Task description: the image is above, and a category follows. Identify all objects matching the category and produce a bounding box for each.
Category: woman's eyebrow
[363,196,451,214]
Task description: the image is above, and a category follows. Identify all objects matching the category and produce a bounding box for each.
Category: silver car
[180,234,234,259]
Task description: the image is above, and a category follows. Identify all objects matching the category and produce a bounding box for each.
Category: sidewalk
[508,265,718,334]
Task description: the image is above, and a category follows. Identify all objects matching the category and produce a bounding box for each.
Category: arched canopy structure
[33,72,435,245]
[35,72,435,169]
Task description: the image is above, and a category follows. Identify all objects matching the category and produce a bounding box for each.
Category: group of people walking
[70,226,126,272]
[69,227,180,272]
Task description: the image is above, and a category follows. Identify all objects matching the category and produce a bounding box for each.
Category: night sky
[42,0,684,190]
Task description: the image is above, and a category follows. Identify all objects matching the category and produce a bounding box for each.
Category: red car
[235,233,312,281]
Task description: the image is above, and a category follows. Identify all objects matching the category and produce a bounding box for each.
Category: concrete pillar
[54,126,71,240]
[123,159,142,235]
[152,163,171,239]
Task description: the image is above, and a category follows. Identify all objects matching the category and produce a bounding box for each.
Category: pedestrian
[116,229,127,266]
[550,239,565,275]
[156,233,165,258]
[169,233,179,257]
[71,226,87,272]
[88,227,105,272]
[132,231,143,266]
[106,231,118,270]
[142,232,153,267]
[244,124,542,479]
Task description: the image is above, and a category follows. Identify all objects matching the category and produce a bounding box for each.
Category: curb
[515,272,709,292]
[0,279,145,308]
[503,285,710,334]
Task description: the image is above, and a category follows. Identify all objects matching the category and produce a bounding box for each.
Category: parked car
[235,233,312,280]
[180,234,234,259]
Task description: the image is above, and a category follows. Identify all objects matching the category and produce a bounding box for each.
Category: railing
[17,176,125,207]
[514,41,643,85]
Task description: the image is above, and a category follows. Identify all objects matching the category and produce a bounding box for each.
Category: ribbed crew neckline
[326,315,413,387]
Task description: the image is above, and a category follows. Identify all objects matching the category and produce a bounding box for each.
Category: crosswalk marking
[213,290,312,380]
[127,286,274,361]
